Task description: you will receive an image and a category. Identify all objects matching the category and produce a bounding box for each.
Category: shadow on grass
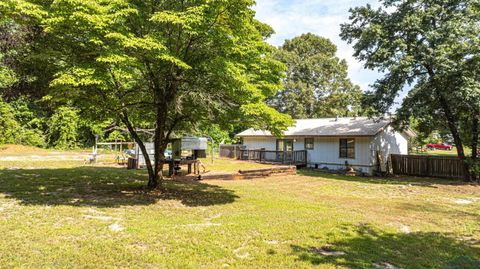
[298,169,467,186]
[291,223,480,269]
[0,167,238,208]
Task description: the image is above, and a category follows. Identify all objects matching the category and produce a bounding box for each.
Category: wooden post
[168,160,174,176]
[425,156,432,177]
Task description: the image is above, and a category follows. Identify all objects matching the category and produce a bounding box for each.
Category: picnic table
[167,159,203,176]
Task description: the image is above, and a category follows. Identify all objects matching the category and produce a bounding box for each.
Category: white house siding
[242,137,277,150]
[241,137,308,152]
[242,136,375,174]
[307,137,374,174]
[371,126,409,171]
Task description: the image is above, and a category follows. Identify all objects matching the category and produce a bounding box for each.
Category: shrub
[47,106,79,149]
[0,100,45,146]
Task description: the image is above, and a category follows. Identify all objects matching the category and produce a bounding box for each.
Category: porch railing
[239,149,307,166]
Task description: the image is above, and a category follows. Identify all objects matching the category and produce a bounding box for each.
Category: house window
[305,138,314,150]
[339,138,355,159]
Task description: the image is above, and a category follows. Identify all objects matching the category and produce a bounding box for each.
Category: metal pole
[94,135,98,154]
[210,137,214,164]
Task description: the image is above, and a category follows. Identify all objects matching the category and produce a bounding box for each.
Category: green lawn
[0,151,479,268]
[412,147,472,157]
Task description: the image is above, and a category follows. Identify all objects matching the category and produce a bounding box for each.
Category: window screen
[305,138,314,150]
[339,138,355,159]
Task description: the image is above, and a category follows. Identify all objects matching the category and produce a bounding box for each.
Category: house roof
[236,117,408,137]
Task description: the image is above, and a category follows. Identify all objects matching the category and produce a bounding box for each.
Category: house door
[276,139,294,162]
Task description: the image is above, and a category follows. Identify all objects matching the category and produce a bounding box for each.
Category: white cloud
[253,0,381,92]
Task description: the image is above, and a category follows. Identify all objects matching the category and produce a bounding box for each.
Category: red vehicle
[427,143,453,150]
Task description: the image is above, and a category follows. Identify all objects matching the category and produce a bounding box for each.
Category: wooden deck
[239,149,307,167]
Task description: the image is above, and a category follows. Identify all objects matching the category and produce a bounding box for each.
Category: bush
[0,100,45,146]
[467,159,480,180]
[47,106,79,149]
[0,100,21,144]
[106,130,126,142]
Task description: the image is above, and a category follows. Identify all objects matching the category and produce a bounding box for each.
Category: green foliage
[0,100,21,144]
[194,124,232,144]
[0,12,18,89]
[269,33,363,119]
[0,63,17,89]
[467,159,480,178]
[241,103,293,137]
[0,99,45,146]
[341,0,479,114]
[19,0,294,184]
[341,0,480,166]
[106,130,126,142]
[47,106,79,149]
[23,0,292,138]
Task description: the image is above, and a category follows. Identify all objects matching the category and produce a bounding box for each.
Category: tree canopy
[341,0,480,180]
[269,33,362,119]
[6,0,293,187]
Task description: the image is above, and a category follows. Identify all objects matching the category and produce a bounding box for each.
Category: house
[235,117,415,175]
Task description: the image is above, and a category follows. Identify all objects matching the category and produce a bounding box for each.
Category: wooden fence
[390,154,466,179]
[219,144,242,159]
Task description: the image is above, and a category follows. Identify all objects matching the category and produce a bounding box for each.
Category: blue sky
[253,0,382,94]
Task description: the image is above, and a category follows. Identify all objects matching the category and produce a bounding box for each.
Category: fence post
[426,156,430,177]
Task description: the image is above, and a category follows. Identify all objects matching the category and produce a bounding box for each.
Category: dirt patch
[184,213,223,228]
[109,223,124,232]
[455,199,474,205]
[400,225,411,234]
[233,247,250,259]
[0,155,87,161]
[83,215,121,221]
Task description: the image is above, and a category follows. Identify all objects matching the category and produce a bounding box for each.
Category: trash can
[127,158,138,170]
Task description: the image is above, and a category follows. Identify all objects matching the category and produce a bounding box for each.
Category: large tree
[11,0,292,188]
[341,0,480,180]
[0,2,20,90]
[268,33,362,119]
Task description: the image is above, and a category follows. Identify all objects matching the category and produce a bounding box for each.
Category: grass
[412,147,472,157]
[0,144,50,155]
[0,148,479,268]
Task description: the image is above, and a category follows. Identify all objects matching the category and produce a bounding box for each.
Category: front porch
[239,149,308,167]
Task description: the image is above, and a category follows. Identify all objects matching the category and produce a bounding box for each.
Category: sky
[253,0,382,95]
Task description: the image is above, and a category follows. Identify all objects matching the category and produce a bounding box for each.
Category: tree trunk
[437,94,470,181]
[120,112,156,187]
[151,86,171,190]
[426,66,470,181]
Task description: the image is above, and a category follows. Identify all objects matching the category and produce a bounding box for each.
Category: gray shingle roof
[236,117,393,137]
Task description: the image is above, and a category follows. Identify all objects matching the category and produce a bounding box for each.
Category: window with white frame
[339,138,355,159]
[305,138,314,150]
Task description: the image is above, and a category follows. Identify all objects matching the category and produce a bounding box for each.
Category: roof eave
[237,134,378,138]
